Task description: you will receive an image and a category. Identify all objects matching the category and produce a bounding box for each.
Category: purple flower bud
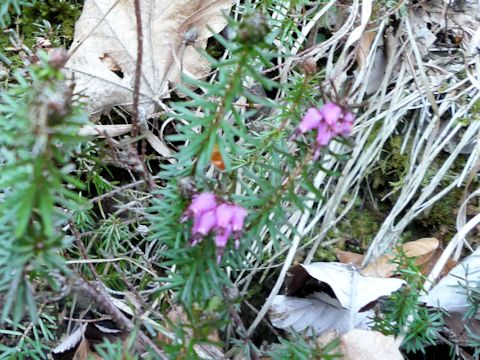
[215,225,232,248]
[340,111,355,136]
[297,107,323,134]
[192,209,217,236]
[215,225,232,264]
[215,203,236,230]
[182,192,217,222]
[231,205,247,232]
[316,122,333,147]
[319,102,342,127]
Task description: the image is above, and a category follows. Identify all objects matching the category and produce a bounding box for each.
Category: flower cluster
[293,102,355,159]
[182,192,247,263]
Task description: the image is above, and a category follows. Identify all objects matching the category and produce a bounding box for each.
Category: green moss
[22,0,81,44]
[1,0,81,70]
[417,188,463,238]
[314,247,337,262]
[337,207,382,249]
[370,135,409,193]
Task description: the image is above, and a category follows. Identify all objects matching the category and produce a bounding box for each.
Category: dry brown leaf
[66,0,232,116]
[416,247,457,279]
[361,238,439,278]
[72,338,102,360]
[355,30,376,70]
[338,329,402,360]
[334,249,364,265]
[444,312,480,347]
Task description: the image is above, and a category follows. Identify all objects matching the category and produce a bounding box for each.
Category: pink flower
[340,111,354,136]
[315,122,333,147]
[215,203,236,231]
[215,225,232,248]
[292,102,355,155]
[297,108,323,134]
[319,102,342,127]
[231,206,247,232]
[184,193,248,263]
[182,192,217,222]
[215,225,232,264]
[192,209,217,237]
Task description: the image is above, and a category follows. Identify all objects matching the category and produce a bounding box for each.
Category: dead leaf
[289,263,405,311]
[52,321,122,360]
[334,249,364,265]
[420,247,480,315]
[443,312,480,347]
[361,238,439,278]
[66,0,232,116]
[269,294,373,334]
[160,305,224,359]
[52,323,87,356]
[269,262,405,335]
[416,247,458,279]
[330,329,402,360]
[355,30,376,71]
[72,338,102,360]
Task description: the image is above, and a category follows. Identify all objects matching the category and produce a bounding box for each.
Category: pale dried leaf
[339,329,402,360]
[421,247,480,314]
[269,294,373,334]
[52,323,87,354]
[66,0,232,116]
[298,263,405,310]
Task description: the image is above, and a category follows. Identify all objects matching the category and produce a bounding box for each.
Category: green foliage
[0,51,88,326]
[0,0,81,70]
[268,333,342,360]
[372,249,444,354]
[0,0,34,27]
[95,339,139,360]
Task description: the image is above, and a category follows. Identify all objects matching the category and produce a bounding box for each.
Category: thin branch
[131,0,144,137]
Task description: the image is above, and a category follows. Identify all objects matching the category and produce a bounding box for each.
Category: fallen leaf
[318,329,403,360]
[52,323,87,356]
[361,238,439,278]
[420,247,480,315]
[66,0,232,116]
[416,247,458,279]
[269,262,405,335]
[334,249,364,265]
[355,30,376,71]
[72,338,102,360]
[292,263,405,310]
[269,294,373,334]
[52,321,122,360]
[443,312,480,347]
[159,305,224,360]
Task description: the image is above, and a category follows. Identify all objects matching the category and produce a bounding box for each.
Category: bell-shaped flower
[319,102,342,127]
[192,209,217,237]
[296,107,323,135]
[215,203,236,231]
[340,111,355,136]
[315,122,333,147]
[231,205,247,232]
[182,192,217,222]
[215,225,232,264]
